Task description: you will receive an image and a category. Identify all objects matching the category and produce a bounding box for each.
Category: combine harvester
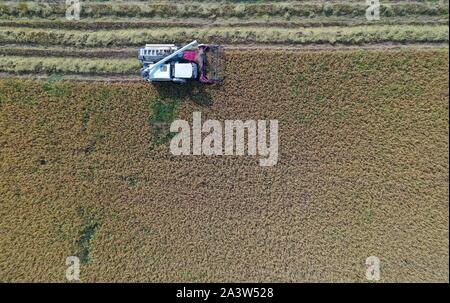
[138,40,224,84]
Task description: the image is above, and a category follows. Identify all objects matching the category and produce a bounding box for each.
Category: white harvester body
[138,40,223,84]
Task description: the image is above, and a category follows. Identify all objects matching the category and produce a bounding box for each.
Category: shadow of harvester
[152,81,215,107]
[147,81,222,151]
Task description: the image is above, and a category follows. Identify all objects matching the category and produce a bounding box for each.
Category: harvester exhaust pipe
[145,40,198,78]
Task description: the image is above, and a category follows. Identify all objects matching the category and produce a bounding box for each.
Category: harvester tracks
[1,18,447,30]
[1,42,448,59]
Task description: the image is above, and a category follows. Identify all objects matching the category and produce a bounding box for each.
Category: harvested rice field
[0,48,448,282]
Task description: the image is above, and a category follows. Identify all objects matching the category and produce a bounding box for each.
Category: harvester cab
[138,40,224,84]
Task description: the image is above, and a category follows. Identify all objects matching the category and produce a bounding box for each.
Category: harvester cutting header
[138,40,224,84]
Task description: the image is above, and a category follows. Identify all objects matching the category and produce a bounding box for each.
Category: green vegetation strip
[0,46,135,59]
[0,56,140,74]
[0,25,448,47]
[0,1,447,19]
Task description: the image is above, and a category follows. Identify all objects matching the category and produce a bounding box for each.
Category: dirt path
[1,18,446,30]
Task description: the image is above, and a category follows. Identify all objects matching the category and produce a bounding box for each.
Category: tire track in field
[1,18,447,30]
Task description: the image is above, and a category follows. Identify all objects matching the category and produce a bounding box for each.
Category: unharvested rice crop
[0,49,448,282]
